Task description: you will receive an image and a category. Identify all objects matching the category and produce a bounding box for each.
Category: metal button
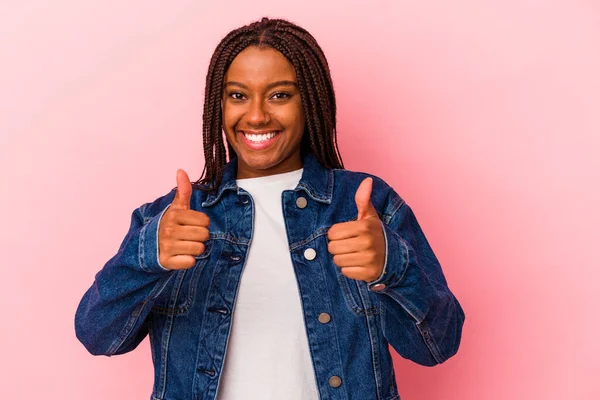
[318,313,331,324]
[230,254,241,261]
[296,196,307,208]
[329,376,342,388]
[304,248,316,260]
[370,283,386,292]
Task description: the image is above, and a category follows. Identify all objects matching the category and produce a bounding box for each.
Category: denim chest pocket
[333,264,380,316]
[151,240,212,316]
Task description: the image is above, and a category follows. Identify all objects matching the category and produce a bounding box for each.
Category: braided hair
[193,17,344,193]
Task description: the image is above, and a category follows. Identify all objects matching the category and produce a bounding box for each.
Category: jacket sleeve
[74,200,175,356]
[367,189,465,366]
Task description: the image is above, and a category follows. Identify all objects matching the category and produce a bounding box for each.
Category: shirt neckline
[236,168,304,186]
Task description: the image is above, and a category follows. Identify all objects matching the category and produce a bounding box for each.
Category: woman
[75,17,465,400]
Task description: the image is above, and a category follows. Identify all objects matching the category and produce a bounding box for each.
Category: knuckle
[360,221,370,233]
[327,226,336,239]
[165,208,177,221]
[368,250,377,263]
[163,225,175,237]
[201,228,210,241]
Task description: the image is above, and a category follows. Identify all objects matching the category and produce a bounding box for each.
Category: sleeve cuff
[367,219,409,292]
[139,203,173,273]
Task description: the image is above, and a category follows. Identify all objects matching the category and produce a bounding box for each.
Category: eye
[228,92,245,100]
[271,92,291,100]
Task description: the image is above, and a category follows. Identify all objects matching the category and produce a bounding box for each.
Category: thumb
[172,169,192,210]
[355,177,378,220]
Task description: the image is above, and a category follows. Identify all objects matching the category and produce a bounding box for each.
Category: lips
[238,130,282,150]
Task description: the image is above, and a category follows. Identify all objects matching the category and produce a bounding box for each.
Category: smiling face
[221,46,306,179]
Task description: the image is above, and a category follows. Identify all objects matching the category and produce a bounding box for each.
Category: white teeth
[244,131,278,142]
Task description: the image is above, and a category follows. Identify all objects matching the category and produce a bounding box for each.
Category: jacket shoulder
[332,168,406,222]
[137,190,175,220]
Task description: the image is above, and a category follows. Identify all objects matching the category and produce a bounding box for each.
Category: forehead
[225,46,297,85]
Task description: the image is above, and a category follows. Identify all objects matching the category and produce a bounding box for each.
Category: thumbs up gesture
[327,178,385,282]
[158,169,211,270]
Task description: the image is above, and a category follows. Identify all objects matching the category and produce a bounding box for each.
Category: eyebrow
[223,80,298,91]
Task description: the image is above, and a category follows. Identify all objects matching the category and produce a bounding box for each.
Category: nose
[246,98,270,126]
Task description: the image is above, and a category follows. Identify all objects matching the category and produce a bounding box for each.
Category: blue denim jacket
[75,151,465,400]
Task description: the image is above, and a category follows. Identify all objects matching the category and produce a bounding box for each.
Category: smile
[238,130,282,150]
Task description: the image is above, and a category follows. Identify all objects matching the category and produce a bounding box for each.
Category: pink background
[1,1,599,399]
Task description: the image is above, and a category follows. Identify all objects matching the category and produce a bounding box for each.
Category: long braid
[193,17,344,193]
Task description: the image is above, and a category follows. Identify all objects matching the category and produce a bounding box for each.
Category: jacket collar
[201,151,334,207]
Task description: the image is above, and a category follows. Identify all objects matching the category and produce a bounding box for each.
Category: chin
[242,154,280,170]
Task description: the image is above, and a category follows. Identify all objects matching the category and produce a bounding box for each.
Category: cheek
[220,110,236,142]
[222,106,240,131]
[278,103,305,133]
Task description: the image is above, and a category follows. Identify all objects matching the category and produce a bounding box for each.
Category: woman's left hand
[327,178,386,282]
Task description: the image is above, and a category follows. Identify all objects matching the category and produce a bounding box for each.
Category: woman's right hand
[158,169,211,270]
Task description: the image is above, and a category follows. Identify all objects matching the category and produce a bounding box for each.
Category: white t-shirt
[217,168,320,400]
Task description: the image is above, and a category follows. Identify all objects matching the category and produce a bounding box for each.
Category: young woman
[75,17,465,400]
